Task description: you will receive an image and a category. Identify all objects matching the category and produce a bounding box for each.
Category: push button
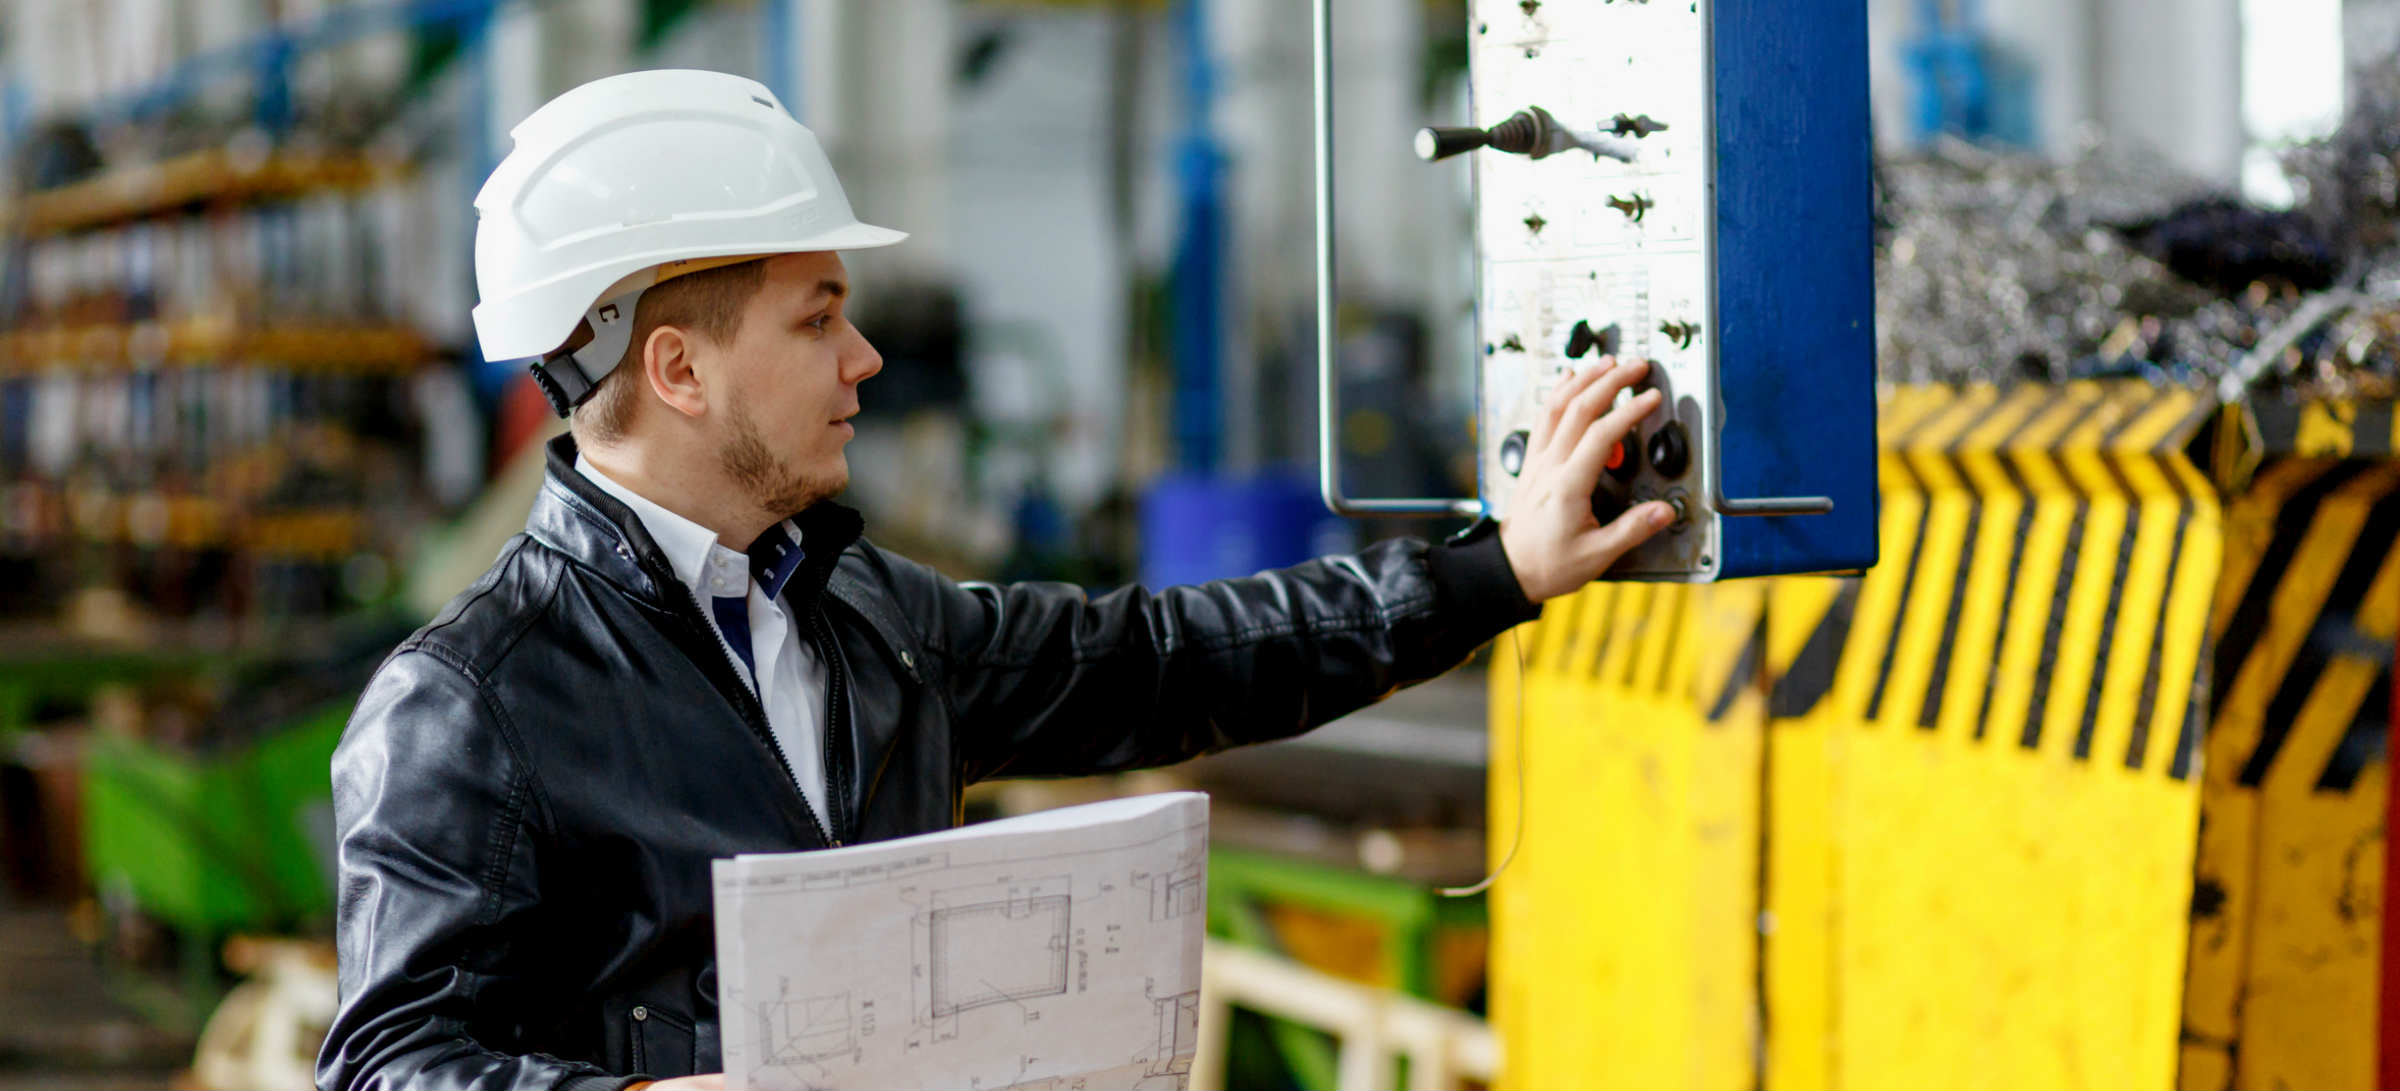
[1500,430,1530,477]
[1606,436,1639,481]
[1591,487,1628,525]
[1665,488,1693,531]
[1648,421,1691,480]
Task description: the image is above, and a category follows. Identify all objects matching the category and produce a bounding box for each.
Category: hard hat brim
[473,221,909,362]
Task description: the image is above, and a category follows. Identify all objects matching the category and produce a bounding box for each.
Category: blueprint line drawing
[757,992,855,1065]
[713,792,1207,1090]
[926,879,1072,1019]
[1146,990,1199,1078]
[1146,864,1202,922]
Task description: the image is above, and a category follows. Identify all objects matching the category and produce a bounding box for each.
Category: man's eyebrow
[815,280,848,301]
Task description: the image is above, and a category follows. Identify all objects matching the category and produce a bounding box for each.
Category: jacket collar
[528,433,866,616]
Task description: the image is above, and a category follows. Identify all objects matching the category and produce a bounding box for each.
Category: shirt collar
[574,455,805,601]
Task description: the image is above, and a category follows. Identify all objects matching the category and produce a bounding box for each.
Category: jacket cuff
[1425,518,1542,638]
[561,1075,652,1091]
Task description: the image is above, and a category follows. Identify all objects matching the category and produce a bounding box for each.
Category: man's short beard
[719,400,840,517]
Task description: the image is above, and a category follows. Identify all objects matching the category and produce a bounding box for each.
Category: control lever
[1415,105,1643,164]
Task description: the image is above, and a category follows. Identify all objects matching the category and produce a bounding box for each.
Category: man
[317,70,1670,1091]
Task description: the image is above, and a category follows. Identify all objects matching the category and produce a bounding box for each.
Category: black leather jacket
[316,434,1538,1091]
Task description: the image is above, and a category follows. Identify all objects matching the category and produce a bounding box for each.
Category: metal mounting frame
[1313,0,1484,519]
[1312,0,1829,523]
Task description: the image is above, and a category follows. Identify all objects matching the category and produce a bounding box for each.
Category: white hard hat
[471,69,905,412]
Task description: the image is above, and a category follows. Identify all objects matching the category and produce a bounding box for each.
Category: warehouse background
[0,1,2394,1089]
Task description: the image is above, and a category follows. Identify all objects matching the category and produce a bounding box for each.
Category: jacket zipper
[670,583,842,848]
[804,607,852,838]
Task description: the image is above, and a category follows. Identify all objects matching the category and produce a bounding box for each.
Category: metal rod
[1713,490,1835,517]
[1314,0,1483,518]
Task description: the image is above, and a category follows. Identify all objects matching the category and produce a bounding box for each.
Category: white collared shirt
[576,456,833,833]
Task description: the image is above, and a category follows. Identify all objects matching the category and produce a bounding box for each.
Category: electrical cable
[1442,628,1528,898]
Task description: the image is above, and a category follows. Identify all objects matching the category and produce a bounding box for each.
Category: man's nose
[844,330,884,384]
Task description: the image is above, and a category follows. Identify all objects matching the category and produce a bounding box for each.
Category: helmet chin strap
[529,285,649,416]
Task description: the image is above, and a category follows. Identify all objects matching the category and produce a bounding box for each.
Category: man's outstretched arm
[879,358,1668,783]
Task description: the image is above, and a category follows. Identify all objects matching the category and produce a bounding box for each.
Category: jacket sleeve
[316,648,643,1091]
[886,518,1542,783]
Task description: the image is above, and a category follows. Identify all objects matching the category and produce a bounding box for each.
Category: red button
[1606,440,1626,470]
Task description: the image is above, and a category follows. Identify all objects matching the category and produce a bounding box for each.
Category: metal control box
[1467,0,1880,580]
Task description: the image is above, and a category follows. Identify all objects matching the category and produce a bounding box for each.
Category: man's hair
[572,258,769,444]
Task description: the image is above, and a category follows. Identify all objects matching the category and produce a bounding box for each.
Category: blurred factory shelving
[10,146,401,238]
[0,5,507,1085]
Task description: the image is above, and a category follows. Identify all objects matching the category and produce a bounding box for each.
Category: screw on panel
[1610,113,1670,138]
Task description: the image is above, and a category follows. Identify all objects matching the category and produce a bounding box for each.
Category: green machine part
[82,702,349,937]
[1206,847,1490,1091]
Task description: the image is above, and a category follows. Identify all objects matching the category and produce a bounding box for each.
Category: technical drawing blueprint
[714,793,1208,1090]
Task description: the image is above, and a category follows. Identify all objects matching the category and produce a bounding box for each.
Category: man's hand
[1496,357,1675,603]
[636,1076,724,1090]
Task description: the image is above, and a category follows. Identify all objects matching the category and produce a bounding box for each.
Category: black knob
[1417,126,1493,162]
[1415,109,1544,162]
[1500,430,1530,477]
[1565,320,1621,360]
[1648,421,1691,480]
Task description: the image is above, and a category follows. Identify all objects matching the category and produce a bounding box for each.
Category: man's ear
[643,326,709,420]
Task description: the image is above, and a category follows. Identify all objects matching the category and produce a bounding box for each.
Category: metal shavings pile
[1876,56,2400,402]
[1876,135,2229,388]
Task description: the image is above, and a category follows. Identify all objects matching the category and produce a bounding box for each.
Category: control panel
[1448,0,1880,581]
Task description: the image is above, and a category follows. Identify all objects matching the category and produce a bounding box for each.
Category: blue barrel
[1138,471,1355,589]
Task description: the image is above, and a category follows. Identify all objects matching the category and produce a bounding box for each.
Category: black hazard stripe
[1768,581,1862,720]
[2316,670,2392,791]
[1707,618,1764,721]
[2169,678,2206,781]
[1972,417,2046,741]
[1578,586,1618,679]
[1915,499,1980,731]
[1650,587,1688,697]
[1860,386,1981,725]
[1910,388,2025,728]
[1616,587,1661,690]
[1864,493,1933,722]
[2210,462,2371,711]
[2124,395,2207,774]
[2236,480,2400,787]
[2073,452,2145,761]
[2022,506,2087,750]
[2077,399,2192,761]
[1993,393,2108,749]
[2125,507,2193,773]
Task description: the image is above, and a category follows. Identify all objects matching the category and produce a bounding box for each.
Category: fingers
[1529,358,1611,459]
[1546,357,1657,487]
[1548,359,1650,469]
[1584,500,1677,567]
[1562,385,1665,485]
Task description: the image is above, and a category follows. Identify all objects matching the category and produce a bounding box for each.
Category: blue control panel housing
[1710,0,1881,578]
[1468,0,1880,581]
